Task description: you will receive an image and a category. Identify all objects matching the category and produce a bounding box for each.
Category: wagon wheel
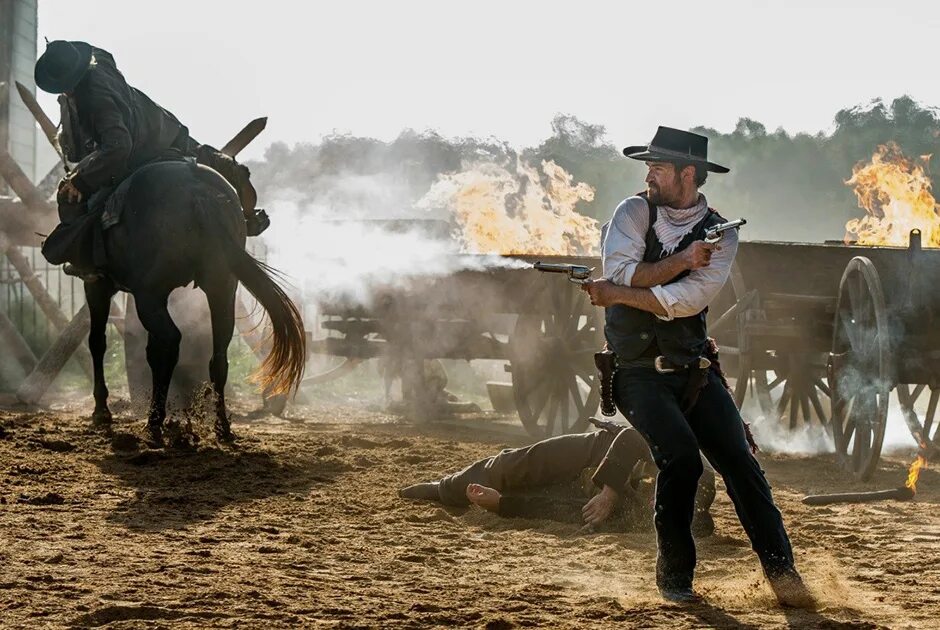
[751,353,832,429]
[829,257,891,481]
[509,283,602,438]
[897,384,940,451]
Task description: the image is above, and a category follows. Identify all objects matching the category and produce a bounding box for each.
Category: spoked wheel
[752,352,832,429]
[509,283,602,438]
[896,384,940,451]
[829,257,892,481]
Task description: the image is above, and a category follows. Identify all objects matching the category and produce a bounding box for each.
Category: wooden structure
[0,79,97,402]
[310,235,940,477]
[711,234,940,481]
[308,253,602,438]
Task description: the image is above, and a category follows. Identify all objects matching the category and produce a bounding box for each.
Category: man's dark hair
[673,160,708,188]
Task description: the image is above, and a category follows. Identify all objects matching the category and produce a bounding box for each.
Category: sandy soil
[1,401,938,629]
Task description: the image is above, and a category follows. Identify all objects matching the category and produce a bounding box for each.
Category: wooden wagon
[306,253,604,439]
[712,231,940,480]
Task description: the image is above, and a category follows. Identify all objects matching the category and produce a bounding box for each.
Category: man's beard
[647,176,682,206]
[647,184,666,205]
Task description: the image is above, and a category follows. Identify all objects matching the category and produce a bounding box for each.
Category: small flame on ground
[418,160,599,255]
[905,454,926,493]
[845,143,940,247]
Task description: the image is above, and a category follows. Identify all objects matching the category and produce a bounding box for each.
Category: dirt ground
[1,399,938,629]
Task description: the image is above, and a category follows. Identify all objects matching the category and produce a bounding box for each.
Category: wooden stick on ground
[802,486,914,505]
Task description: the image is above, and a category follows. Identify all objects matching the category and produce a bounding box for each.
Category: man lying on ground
[399,425,716,536]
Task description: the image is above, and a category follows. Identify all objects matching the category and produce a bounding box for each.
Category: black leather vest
[604,195,725,365]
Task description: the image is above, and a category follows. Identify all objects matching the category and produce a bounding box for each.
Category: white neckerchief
[654,194,709,255]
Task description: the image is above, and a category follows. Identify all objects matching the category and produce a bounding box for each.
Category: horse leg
[204,280,237,441]
[85,278,118,426]
[134,292,181,443]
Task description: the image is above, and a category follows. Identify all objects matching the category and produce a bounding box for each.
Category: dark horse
[85,159,306,442]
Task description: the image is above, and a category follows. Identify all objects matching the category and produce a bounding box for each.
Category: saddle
[41,152,192,270]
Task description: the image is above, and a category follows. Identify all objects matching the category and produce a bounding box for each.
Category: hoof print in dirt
[110,432,144,452]
[126,449,168,466]
[35,438,76,453]
[17,492,65,506]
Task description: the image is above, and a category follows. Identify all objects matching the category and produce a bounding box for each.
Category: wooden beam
[0,147,49,210]
[15,81,62,156]
[16,304,91,405]
[0,310,37,373]
[0,197,56,246]
[0,232,93,379]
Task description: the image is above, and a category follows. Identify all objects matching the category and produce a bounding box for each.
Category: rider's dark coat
[62,48,188,197]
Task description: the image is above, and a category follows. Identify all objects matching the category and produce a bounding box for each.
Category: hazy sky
[35,0,940,161]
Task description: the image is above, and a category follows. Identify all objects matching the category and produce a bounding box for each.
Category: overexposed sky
[35,0,940,161]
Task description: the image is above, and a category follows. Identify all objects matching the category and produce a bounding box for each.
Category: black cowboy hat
[623,126,730,173]
[34,40,93,94]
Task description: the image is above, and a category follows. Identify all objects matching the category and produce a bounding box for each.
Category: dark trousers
[438,431,622,506]
[614,367,794,589]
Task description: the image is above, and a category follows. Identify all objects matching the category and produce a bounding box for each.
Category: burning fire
[418,160,599,255]
[845,143,940,247]
[905,454,926,493]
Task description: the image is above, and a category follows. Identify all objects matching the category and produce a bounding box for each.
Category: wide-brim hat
[623,126,729,173]
[35,40,93,94]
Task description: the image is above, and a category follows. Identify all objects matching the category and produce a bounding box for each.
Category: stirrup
[245,208,270,237]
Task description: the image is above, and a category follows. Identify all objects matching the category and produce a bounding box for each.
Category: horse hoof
[146,424,164,447]
[215,426,236,443]
[92,409,113,426]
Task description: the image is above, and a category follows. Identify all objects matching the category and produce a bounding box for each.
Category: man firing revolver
[578,126,812,607]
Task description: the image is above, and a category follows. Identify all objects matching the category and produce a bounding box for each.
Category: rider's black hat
[623,126,730,173]
[34,40,93,94]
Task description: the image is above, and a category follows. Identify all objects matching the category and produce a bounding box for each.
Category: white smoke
[740,389,921,456]
[258,184,529,310]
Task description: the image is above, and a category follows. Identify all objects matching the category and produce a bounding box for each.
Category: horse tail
[195,191,306,396]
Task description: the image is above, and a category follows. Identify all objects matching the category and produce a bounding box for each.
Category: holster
[680,359,711,415]
[594,348,618,417]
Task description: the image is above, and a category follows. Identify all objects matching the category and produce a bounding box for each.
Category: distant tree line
[249,96,940,242]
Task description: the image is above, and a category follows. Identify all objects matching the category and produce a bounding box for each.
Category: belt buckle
[654,356,677,374]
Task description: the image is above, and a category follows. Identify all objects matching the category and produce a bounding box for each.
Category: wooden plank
[0,147,50,210]
[0,233,93,378]
[16,305,91,405]
[0,309,37,372]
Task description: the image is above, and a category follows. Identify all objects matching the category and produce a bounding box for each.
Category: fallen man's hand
[582,484,618,526]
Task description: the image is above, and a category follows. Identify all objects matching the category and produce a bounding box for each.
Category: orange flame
[845,143,940,247]
[419,160,599,255]
[905,454,926,493]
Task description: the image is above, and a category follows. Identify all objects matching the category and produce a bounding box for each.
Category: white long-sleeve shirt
[600,195,738,321]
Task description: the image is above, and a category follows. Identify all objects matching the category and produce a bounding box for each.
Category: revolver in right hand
[704,218,747,244]
[533,261,594,284]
